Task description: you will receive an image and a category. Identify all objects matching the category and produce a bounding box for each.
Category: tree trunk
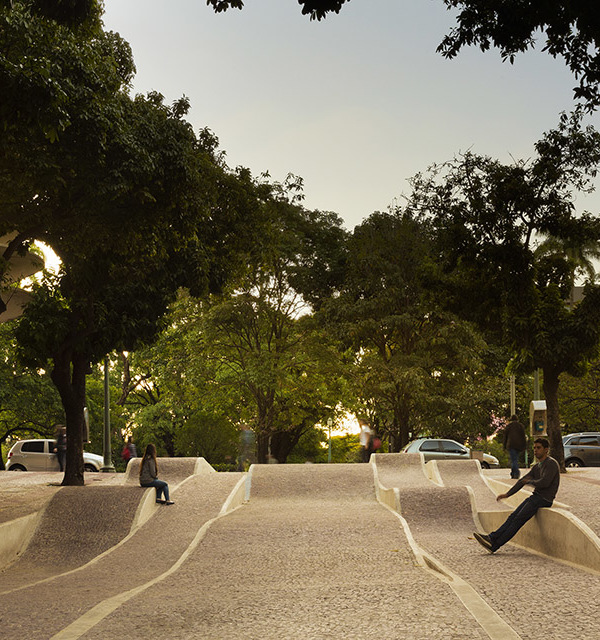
[270,427,304,463]
[542,366,566,472]
[256,431,270,463]
[390,400,411,452]
[51,349,87,485]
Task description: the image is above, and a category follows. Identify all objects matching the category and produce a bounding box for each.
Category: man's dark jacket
[503,420,527,452]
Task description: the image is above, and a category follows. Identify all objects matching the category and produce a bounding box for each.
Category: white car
[401,438,500,469]
[6,439,103,472]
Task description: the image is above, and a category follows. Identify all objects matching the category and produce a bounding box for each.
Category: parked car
[401,438,500,469]
[6,439,103,472]
[562,432,600,467]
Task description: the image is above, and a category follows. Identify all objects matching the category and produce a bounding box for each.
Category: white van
[6,439,103,472]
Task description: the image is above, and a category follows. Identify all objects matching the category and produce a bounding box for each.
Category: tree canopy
[409,113,600,469]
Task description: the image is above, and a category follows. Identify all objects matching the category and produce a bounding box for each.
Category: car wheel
[8,464,27,471]
[565,458,584,467]
[480,461,490,469]
[84,463,98,472]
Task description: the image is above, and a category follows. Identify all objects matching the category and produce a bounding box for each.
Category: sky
[101,0,600,231]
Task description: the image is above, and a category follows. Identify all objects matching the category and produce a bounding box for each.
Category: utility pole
[101,355,115,472]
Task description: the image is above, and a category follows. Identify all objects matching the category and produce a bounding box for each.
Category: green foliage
[439,1,600,109]
[0,322,65,468]
[286,428,361,464]
[412,114,600,468]
[323,210,499,449]
[559,360,600,434]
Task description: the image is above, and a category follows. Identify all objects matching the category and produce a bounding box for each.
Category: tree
[195,197,348,463]
[207,0,600,110]
[438,1,600,110]
[0,322,64,469]
[410,113,600,470]
[559,358,600,433]
[323,210,499,450]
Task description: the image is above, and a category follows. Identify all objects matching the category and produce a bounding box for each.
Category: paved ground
[0,461,599,639]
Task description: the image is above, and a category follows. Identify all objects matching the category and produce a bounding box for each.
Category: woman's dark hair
[139,443,158,476]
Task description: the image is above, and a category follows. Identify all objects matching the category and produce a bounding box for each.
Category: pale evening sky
[102,0,600,231]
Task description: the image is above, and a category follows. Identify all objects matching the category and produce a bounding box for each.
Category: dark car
[562,432,600,467]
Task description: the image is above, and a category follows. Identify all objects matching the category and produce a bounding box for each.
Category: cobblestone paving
[436,460,506,511]
[3,463,600,640]
[0,485,143,589]
[0,472,243,638]
[82,465,488,640]
[400,467,600,639]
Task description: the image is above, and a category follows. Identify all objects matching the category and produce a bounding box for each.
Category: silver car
[6,439,103,472]
[562,432,600,467]
[401,438,500,469]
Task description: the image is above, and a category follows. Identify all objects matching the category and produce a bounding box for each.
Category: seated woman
[139,443,174,505]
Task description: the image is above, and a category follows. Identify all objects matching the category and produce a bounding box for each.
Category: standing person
[474,437,559,553]
[53,425,67,472]
[358,418,372,463]
[503,414,527,479]
[122,436,137,465]
[139,443,174,505]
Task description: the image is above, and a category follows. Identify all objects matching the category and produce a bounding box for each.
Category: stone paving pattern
[0,485,141,590]
[0,472,243,638]
[82,465,487,640]
[1,460,600,639]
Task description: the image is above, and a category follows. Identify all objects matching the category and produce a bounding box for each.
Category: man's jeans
[141,479,170,501]
[509,448,521,479]
[489,493,552,552]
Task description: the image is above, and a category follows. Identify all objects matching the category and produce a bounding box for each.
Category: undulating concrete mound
[372,452,432,488]
[81,464,491,640]
[0,472,245,638]
[124,456,209,485]
[0,486,142,585]
[435,460,506,511]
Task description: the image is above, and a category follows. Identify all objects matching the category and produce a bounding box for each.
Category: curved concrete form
[432,458,600,573]
[0,472,246,638]
[0,511,40,569]
[434,460,506,511]
[372,453,600,638]
[123,456,211,485]
[76,464,491,640]
[0,486,143,588]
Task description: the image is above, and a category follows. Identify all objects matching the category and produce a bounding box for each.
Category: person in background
[503,414,527,479]
[358,418,372,463]
[53,425,67,472]
[122,436,137,465]
[139,443,174,505]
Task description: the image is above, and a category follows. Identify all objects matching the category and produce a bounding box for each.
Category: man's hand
[496,493,508,502]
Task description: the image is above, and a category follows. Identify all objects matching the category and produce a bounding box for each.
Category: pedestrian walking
[53,425,67,472]
[139,443,174,505]
[474,437,559,553]
[121,436,137,465]
[503,414,527,479]
[358,418,372,463]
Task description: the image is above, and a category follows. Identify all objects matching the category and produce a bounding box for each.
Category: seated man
[474,437,560,553]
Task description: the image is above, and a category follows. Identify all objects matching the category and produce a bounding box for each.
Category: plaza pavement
[0,458,599,639]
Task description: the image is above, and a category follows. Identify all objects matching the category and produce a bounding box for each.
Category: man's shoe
[474,532,494,552]
[164,500,175,505]
[156,499,165,504]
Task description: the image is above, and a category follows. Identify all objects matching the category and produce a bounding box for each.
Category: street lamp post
[101,355,115,472]
[327,418,333,463]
